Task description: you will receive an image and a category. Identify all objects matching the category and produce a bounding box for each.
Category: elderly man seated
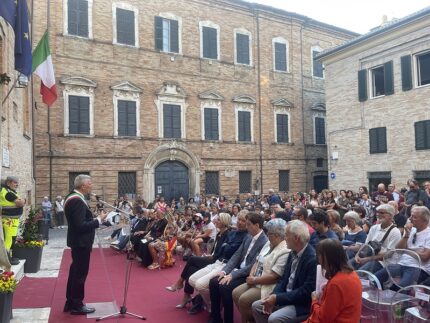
[350,204,401,273]
[252,220,317,323]
[374,206,430,289]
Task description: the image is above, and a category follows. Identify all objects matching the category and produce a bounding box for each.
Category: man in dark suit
[252,219,316,323]
[208,212,268,323]
[63,174,107,315]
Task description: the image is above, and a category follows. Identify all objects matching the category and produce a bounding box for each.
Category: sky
[244,0,430,34]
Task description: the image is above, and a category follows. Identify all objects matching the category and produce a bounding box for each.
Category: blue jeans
[349,258,383,273]
[374,265,429,290]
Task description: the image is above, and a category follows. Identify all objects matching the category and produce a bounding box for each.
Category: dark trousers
[181,256,213,294]
[66,247,91,309]
[209,275,246,323]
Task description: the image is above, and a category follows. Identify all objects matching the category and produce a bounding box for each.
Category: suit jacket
[272,244,317,317]
[216,229,248,261]
[65,191,99,249]
[222,230,268,279]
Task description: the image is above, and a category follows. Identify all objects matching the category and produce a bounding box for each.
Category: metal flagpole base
[96,305,146,321]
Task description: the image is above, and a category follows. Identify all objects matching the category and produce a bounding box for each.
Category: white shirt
[240,229,263,269]
[203,222,217,241]
[399,227,430,273]
[365,223,401,252]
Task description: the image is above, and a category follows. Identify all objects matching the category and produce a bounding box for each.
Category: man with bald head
[371,183,393,207]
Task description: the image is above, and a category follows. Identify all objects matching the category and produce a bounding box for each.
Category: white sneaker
[110,240,119,245]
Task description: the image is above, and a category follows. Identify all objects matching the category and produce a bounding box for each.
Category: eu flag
[14,0,32,76]
[0,0,15,27]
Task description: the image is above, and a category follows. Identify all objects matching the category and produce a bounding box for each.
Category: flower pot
[11,246,43,273]
[0,292,13,323]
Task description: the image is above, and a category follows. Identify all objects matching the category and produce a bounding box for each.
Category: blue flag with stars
[14,0,32,76]
[0,0,15,27]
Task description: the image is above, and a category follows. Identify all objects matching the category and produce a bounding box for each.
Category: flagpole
[46,0,53,203]
[31,0,36,206]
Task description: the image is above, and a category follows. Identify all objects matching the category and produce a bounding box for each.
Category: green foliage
[15,208,44,248]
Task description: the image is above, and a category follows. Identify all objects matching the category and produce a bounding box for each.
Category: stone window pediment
[311,103,326,112]
[271,98,293,108]
[111,81,143,95]
[232,94,256,104]
[199,90,224,101]
[60,76,97,88]
[156,81,187,99]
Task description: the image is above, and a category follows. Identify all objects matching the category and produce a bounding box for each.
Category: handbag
[367,224,395,255]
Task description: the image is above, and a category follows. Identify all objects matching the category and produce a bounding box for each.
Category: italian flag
[32,30,57,107]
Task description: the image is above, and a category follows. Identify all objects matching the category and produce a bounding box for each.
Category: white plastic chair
[383,249,422,290]
[356,269,382,322]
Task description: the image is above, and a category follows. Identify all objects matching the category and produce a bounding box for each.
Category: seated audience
[309,209,339,248]
[111,208,148,251]
[327,210,345,241]
[208,212,268,323]
[252,220,316,323]
[291,206,314,235]
[350,204,401,273]
[190,212,217,257]
[374,206,430,289]
[342,211,367,259]
[304,239,362,323]
[233,219,290,323]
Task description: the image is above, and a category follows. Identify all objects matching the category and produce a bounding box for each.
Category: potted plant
[0,271,17,323]
[12,208,45,273]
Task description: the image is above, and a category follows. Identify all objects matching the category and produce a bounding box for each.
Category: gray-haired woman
[342,211,367,259]
[232,218,290,323]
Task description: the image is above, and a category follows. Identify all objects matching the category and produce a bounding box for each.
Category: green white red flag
[32,30,57,107]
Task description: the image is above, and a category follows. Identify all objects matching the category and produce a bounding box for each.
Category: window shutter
[369,127,387,153]
[236,33,249,65]
[204,108,218,140]
[67,0,78,35]
[154,16,163,51]
[117,8,135,45]
[358,69,368,102]
[313,50,323,77]
[118,100,127,136]
[172,105,181,138]
[276,114,289,143]
[315,117,325,144]
[401,55,412,91]
[275,42,286,71]
[170,19,179,53]
[163,105,172,138]
[127,101,136,136]
[378,127,387,153]
[238,111,251,142]
[203,27,217,59]
[77,0,89,37]
[384,61,394,96]
[415,121,429,150]
[69,95,79,134]
[79,96,90,134]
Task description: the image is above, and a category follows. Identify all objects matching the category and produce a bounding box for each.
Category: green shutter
[203,27,217,59]
[170,19,179,53]
[384,61,394,96]
[277,114,289,143]
[236,33,249,65]
[275,42,286,71]
[415,121,430,150]
[401,55,412,91]
[369,127,387,153]
[117,8,135,45]
[77,0,88,37]
[154,16,163,51]
[358,69,368,102]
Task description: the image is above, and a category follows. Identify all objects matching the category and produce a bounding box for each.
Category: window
[155,16,179,53]
[200,22,219,59]
[358,61,393,101]
[316,158,323,167]
[312,47,323,78]
[416,51,430,87]
[276,114,289,143]
[117,100,137,136]
[369,127,387,154]
[239,171,252,193]
[66,0,91,38]
[237,110,251,142]
[314,116,326,145]
[279,170,290,192]
[118,172,136,197]
[235,29,251,65]
[205,171,219,195]
[163,104,181,138]
[68,95,90,135]
[273,37,288,72]
[115,8,135,46]
[204,108,219,140]
[368,172,391,194]
[69,172,89,192]
[415,120,430,150]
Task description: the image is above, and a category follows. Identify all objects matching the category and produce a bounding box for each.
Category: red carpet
[48,248,211,323]
[13,276,57,308]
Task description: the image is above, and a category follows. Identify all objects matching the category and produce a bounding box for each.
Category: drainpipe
[300,19,309,192]
[31,0,36,204]
[47,0,52,202]
[254,7,263,194]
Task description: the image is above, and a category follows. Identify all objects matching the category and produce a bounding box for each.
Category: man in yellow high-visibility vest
[0,176,26,265]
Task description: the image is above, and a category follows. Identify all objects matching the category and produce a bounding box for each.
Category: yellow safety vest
[0,186,23,217]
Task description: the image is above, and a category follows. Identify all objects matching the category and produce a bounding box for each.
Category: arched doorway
[155,160,189,202]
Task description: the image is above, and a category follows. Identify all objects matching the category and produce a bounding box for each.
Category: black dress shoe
[70,305,96,315]
[63,302,71,312]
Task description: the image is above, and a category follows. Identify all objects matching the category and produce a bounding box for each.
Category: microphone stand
[94,196,146,321]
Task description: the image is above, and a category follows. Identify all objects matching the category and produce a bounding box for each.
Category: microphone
[91,193,101,200]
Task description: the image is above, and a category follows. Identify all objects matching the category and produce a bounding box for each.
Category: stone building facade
[32,0,357,203]
[318,7,430,192]
[0,17,33,205]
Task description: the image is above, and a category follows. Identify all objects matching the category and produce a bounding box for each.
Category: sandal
[148,263,160,270]
[166,282,184,292]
